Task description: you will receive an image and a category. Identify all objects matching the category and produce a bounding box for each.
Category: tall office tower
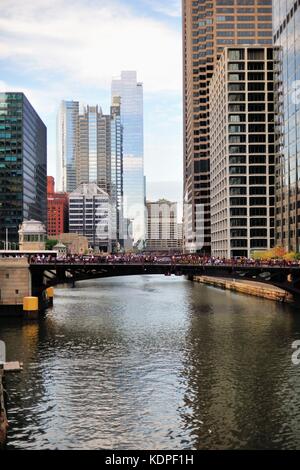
[77,105,111,193]
[110,97,123,247]
[182,0,273,254]
[210,46,275,258]
[273,0,300,252]
[111,71,145,246]
[57,100,79,192]
[69,183,111,252]
[0,92,47,245]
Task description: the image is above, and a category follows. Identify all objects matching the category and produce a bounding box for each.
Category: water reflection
[0,276,300,449]
[181,284,300,449]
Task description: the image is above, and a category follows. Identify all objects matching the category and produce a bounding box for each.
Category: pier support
[46,287,54,307]
[23,296,39,320]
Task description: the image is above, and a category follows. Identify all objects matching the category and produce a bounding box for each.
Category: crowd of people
[27,253,300,267]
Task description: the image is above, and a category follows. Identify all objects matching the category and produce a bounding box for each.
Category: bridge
[29,261,300,298]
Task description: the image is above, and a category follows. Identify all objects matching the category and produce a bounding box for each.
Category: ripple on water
[2,276,300,449]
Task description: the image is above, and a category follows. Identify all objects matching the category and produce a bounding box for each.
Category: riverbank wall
[193,276,294,303]
[0,370,8,449]
[0,258,31,316]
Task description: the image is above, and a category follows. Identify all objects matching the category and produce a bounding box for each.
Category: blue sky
[0,0,183,203]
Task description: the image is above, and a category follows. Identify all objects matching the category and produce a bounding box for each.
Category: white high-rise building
[69,183,112,252]
[146,199,183,252]
[57,101,79,192]
[111,71,145,247]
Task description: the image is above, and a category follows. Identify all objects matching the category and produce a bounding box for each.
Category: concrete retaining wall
[0,258,31,310]
[194,276,293,303]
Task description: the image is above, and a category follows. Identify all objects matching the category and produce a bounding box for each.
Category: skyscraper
[77,105,111,192]
[110,97,123,246]
[57,98,125,251]
[57,100,79,192]
[111,71,145,246]
[210,46,275,258]
[69,183,111,252]
[146,199,183,252]
[273,0,300,252]
[0,92,47,245]
[182,0,273,253]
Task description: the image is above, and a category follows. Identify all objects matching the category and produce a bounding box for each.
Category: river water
[1,275,300,450]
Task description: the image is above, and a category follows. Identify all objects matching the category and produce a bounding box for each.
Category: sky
[0,0,183,204]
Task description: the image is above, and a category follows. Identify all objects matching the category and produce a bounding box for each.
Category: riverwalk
[194,276,294,303]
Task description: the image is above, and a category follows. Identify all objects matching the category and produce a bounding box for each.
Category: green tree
[45,239,58,250]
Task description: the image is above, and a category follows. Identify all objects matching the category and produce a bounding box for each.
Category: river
[1,275,300,450]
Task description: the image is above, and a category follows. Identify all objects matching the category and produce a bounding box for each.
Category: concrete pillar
[46,287,54,306]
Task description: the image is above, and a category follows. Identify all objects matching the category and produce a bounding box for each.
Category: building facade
[210,46,275,258]
[57,100,79,193]
[146,199,183,252]
[182,0,273,253]
[111,71,145,246]
[77,105,111,192]
[69,183,112,252]
[273,0,300,252]
[49,233,89,255]
[57,100,124,250]
[18,220,47,251]
[110,97,124,247]
[47,176,68,237]
[0,92,47,245]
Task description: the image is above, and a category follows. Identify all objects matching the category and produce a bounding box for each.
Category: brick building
[47,176,68,236]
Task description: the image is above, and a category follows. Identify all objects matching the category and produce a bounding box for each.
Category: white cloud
[0,0,182,93]
[0,78,73,119]
[144,0,181,18]
[0,80,9,91]
[0,0,183,195]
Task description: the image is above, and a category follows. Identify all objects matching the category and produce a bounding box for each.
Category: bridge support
[0,258,32,317]
[46,287,54,307]
[23,297,39,320]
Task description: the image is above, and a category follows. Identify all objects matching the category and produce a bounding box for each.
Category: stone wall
[0,258,31,307]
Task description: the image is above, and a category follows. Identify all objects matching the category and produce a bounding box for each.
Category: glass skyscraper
[111,71,145,246]
[0,92,47,245]
[77,105,111,192]
[57,100,79,193]
[273,0,300,251]
[57,98,124,250]
[110,97,123,247]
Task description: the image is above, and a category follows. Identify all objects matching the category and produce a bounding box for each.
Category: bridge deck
[28,261,300,298]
